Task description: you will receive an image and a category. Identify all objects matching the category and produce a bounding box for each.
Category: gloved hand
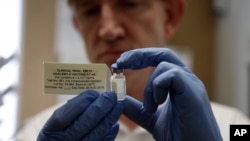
[37,90,123,141]
[116,48,222,141]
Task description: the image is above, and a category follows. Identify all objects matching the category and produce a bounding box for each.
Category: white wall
[0,0,23,140]
[214,0,250,117]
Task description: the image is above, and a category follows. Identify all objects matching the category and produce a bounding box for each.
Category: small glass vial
[110,63,126,100]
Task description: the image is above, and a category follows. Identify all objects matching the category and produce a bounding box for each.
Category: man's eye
[125,2,138,8]
[121,1,140,9]
[83,6,100,17]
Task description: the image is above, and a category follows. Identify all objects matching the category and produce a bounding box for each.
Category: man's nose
[98,4,124,41]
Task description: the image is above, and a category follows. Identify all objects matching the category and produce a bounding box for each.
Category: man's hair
[67,0,75,6]
[67,0,169,6]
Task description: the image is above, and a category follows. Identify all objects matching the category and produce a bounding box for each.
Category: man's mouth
[98,50,125,60]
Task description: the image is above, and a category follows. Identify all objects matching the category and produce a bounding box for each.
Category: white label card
[43,62,111,95]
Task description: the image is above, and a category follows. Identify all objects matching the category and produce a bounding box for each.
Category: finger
[144,62,187,113]
[65,91,118,139]
[102,123,120,141]
[116,48,187,70]
[44,90,100,131]
[83,102,123,141]
[122,96,155,133]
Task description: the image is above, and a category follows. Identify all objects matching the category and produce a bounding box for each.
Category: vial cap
[111,63,123,73]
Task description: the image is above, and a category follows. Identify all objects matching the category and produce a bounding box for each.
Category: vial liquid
[111,64,126,100]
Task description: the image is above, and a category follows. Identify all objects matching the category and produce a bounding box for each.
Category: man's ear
[164,0,185,40]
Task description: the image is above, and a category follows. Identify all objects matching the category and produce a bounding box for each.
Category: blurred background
[0,0,250,140]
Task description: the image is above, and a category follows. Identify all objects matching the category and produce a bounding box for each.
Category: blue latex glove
[116,48,222,141]
[37,90,123,141]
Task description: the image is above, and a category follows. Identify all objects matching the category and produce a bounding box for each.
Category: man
[15,0,250,141]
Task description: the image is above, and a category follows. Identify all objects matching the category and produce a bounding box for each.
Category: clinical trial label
[43,62,111,94]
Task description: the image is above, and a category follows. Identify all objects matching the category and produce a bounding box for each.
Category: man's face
[72,0,169,67]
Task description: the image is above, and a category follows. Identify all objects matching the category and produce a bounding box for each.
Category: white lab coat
[15,102,250,141]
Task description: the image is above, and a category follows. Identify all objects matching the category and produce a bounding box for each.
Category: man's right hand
[37,90,123,141]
